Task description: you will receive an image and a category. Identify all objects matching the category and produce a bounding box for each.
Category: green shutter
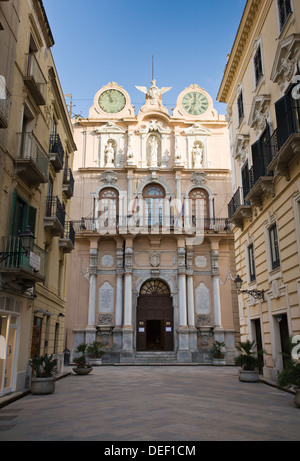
[24,205,37,235]
[10,190,37,236]
[10,190,18,236]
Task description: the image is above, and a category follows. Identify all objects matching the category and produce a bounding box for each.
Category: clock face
[98,89,126,113]
[181,91,209,116]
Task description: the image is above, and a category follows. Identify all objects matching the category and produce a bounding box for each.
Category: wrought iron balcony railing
[15,132,49,186]
[63,168,74,198]
[72,216,232,234]
[267,101,300,179]
[228,187,251,219]
[0,236,46,281]
[49,134,64,171]
[24,53,47,105]
[44,196,66,236]
[59,221,75,253]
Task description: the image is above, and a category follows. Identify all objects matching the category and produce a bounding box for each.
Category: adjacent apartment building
[65,80,240,364]
[218,0,300,380]
[0,0,76,396]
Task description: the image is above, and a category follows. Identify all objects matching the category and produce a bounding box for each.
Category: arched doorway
[136,280,173,351]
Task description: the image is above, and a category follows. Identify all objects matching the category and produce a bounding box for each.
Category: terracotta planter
[294,388,300,408]
[239,370,259,382]
[31,376,56,395]
[72,367,93,375]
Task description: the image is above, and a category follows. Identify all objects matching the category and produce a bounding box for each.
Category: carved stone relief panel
[195,282,210,314]
[99,281,114,313]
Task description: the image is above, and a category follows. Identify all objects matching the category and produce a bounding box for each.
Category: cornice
[217,0,264,103]
[33,0,55,48]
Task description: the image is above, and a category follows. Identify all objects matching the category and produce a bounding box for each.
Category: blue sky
[43,0,247,117]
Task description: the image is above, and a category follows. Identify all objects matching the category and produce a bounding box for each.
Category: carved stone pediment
[183,123,211,136]
[96,121,127,134]
[248,94,271,135]
[233,134,250,165]
[271,34,300,91]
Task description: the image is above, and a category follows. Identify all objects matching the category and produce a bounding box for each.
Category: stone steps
[135,351,177,364]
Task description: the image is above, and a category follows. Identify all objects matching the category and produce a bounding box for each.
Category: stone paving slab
[0,366,299,442]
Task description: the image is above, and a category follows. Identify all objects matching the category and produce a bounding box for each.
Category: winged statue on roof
[136,79,172,105]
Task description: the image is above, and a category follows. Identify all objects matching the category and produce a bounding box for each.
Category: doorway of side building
[0,311,19,396]
[136,280,173,351]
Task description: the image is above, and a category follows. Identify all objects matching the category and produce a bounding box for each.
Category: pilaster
[86,237,99,343]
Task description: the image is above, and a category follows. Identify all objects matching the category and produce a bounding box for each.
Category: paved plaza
[0,365,299,442]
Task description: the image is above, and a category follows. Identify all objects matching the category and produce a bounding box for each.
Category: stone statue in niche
[149,136,158,167]
[105,141,115,167]
[127,134,134,165]
[193,144,203,168]
[174,135,182,166]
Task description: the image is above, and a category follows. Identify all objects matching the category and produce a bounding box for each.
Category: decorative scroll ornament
[191,171,207,186]
[101,170,118,185]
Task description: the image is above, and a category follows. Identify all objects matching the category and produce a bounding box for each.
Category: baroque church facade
[65,80,240,364]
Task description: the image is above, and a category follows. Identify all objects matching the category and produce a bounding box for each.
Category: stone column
[210,243,222,328]
[127,170,133,203]
[210,240,225,352]
[186,247,197,352]
[175,171,181,200]
[178,270,187,326]
[113,243,124,352]
[121,239,134,362]
[177,242,191,362]
[86,238,98,344]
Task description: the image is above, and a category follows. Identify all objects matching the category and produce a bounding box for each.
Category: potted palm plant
[29,354,58,394]
[87,340,105,366]
[234,340,261,382]
[211,341,226,365]
[73,343,93,375]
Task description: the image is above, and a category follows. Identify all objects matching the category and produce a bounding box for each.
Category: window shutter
[275,94,293,148]
[251,140,261,184]
[261,124,272,171]
[241,161,250,200]
[25,205,37,235]
[10,190,18,236]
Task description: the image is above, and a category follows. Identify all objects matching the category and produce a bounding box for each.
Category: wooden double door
[136,293,173,351]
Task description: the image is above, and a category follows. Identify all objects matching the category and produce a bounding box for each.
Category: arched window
[143,183,166,226]
[189,188,209,227]
[98,188,119,227]
[140,279,170,295]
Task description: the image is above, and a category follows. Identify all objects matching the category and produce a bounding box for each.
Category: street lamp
[0,227,35,263]
[234,274,265,301]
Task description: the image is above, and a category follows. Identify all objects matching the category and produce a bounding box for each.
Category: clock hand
[191,93,197,111]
